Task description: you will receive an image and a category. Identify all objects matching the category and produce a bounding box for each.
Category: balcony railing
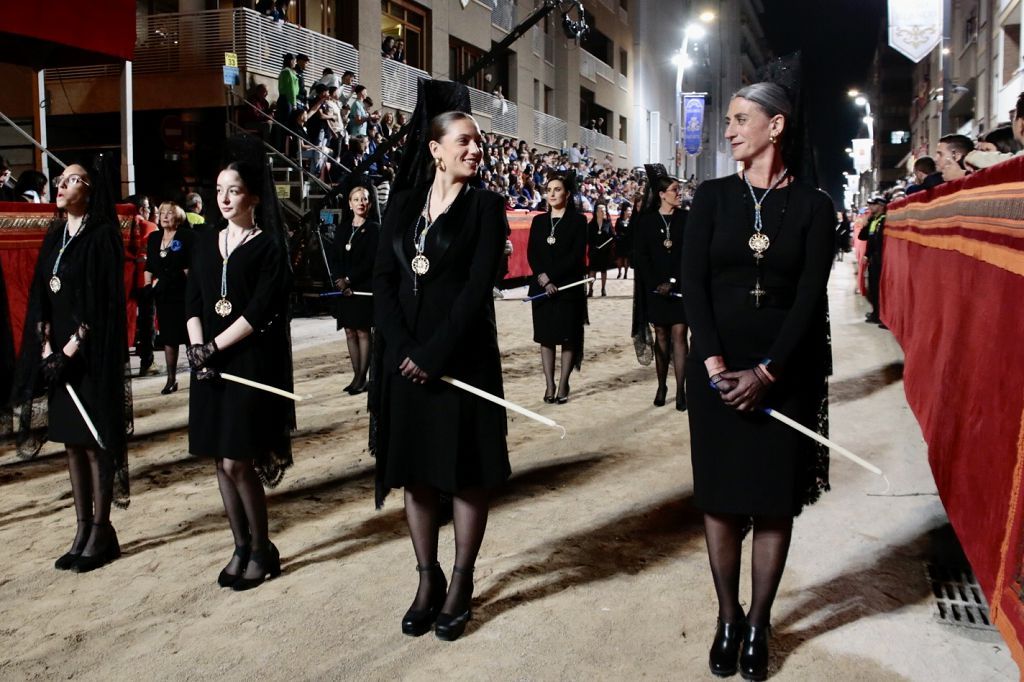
[381,60,519,137]
[579,50,596,81]
[533,109,567,149]
[580,126,615,154]
[531,25,554,63]
[491,0,515,32]
[45,8,359,85]
[617,72,627,91]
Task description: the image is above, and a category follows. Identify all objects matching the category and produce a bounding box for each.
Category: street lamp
[674,13,715,177]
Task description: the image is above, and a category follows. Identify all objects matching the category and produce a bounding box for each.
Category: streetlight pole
[673,16,712,179]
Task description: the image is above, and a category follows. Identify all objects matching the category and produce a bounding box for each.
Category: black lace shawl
[10,216,131,507]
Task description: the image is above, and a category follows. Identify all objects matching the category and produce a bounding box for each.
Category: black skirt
[644,291,687,327]
[334,295,373,330]
[531,292,586,347]
[154,297,188,345]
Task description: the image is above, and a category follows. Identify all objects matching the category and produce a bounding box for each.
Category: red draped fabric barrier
[0,203,140,356]
[882,157,1024,670]
[503,210,598,280]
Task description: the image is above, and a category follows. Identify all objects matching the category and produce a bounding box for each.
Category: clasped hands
[39,322,86,382]
[400,357,429,384]
[334,277,353,296]
[710,368,771,412]
[187,339,220,381]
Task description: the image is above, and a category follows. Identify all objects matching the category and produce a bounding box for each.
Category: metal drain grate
[926,563,996,631]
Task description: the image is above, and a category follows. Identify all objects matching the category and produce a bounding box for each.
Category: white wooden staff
[220,372,308,402]
[523,277,595,302]
[763,408,882,476]
[66,383,106,450]
[596,236,614,249]
[314,290,373,298]
[442,376,566,439]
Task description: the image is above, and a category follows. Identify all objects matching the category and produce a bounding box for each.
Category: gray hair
[733,83,792,120]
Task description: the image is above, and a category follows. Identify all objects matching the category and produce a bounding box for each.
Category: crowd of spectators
[239,52,655,215]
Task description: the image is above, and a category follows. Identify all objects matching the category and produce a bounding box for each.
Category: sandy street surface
[0,261,1016,681]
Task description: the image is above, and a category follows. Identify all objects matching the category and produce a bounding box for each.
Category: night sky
[759,0,887,204]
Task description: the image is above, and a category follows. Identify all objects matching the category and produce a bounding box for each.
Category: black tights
[163,345,179,386]
[65,444,114,557]
[404,485,490,616]
[216,458,270,578]
[540,344,576,398]
[703,512,793,627]
[588,270,607,295]
[344,328,371,389]
[654,323,688,394]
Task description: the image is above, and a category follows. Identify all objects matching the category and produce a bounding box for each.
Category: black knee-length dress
[587,217,615,272]
[682,175,834,517]
[371,185,509,506]
[633,209,687,326]
[331,219,379,330]
[146,228,192,346]
[187,229,294,484]
[527,210,588,349]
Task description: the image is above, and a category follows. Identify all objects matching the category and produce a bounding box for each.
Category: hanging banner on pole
[682,93,705,155]
[852,138,872,174]
[888,0,942,63]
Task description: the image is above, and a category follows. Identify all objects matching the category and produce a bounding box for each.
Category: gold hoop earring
[769,134,777,145]
[435,157,446,172]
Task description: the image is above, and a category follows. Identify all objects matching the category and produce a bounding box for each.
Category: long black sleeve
[681,183,724,361]
[372,201,416,364]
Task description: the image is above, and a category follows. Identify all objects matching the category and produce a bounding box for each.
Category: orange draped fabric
[882,157,1024,671]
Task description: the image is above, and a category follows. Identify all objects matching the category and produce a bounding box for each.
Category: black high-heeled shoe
[739,624,770,681]
[161,380,178,395]
[556,382,571,404]
[348,378,369,395]
[232,542,282,591]
[402,562,447,637]
[435,566,473,641]
[72,522,121,573]
[543,391,556,404]
[709,618,745,677]
[217,544,251,588]
[675,393,687,412]
[55,519,90,570]
[653,384,668,407]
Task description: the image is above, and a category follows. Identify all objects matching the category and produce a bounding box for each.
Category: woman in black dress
[527,173,588,403]
[332,184,380,394]
[586,203,613,297]
[614,202,633,279]
[11,159,129,572]
[682,80,834,680]
[186,135,294,591]
[632,166,688,410]
[371,81,508,642]
[146,202,193,394]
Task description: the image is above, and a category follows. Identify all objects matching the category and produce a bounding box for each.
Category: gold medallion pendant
[411,254,430,276]
[345,244,352,251]
[748,232,770,257]
[663,239,673,249]
[49,275,62,293]
[546,236,556,245]
[214,298,233,317]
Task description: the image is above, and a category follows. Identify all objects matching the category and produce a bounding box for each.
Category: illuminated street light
[855,96,867,107]
[848,89,860,98]
[699,10,716,23]
[685,23,707,40]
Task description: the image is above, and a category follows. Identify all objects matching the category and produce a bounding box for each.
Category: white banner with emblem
[852,138,873,175]
[888,0,943,63]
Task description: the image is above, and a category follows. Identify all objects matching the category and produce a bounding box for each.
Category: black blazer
[526,211,587,296]
[333,219,380,290]
[373,185,508,383]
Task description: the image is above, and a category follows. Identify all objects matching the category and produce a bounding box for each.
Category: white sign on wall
[888,0,943,63]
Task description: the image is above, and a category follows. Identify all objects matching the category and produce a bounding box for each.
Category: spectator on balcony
[966,95,1024,170]
[339,70,356,107]
[380,111,397,138]
[935,133,974,183]
[905,156,942,195]
[274,53,299,148]
[316,67,342,91]
[295,54,310,108]
[382,36,396,59]
[348,85,371,137]
[393,39,406,64]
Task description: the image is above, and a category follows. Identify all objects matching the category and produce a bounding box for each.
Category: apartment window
[580,13,613,65]
[382,0,431,71]
[619,115,627,143]
[580,87,610,134]
[544,85,554,114]
[619,48,627,76]
[450,37,487,90]
[1003,22,1021,86]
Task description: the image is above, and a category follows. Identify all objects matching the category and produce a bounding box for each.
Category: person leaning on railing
[965,92,1024,171]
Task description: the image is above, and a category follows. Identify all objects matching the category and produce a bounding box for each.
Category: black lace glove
[42,351,69,383]
[187,340,219,372]
[194,366,221,382]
